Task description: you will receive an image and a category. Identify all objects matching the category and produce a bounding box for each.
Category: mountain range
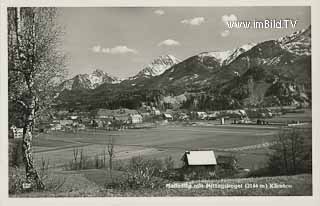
[57,26,311,111]
[59,69,121,90]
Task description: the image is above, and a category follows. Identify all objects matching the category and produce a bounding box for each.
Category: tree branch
[16,99,28,110]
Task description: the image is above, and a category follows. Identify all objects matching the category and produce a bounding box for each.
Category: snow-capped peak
[60,69,121,90]
[224,43,257,65]
[198,50,234,65]
[88,69,121,85]
[278,26,311,56]
[131,54,181,79]
[198,43,256,66]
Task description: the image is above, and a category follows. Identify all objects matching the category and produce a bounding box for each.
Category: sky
[57,7,311,78]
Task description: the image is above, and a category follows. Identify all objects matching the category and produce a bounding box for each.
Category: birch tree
[8,7,66,190]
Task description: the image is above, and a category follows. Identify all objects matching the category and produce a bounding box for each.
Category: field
[32,124,280,171]
[269,110,312,123]
[13,111,312,196]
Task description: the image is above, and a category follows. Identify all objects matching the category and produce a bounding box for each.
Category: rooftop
[183,150,217,166]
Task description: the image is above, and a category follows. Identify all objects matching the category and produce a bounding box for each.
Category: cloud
[222,14,238,25]
[101,48,110,53]
[220,30,230,37]
[92,45,138,54]
[220,14,237,37]
[103,46,138,54]
[158,39,180,47]
[181,17,205,26]
[154,9,165,16]
[92,45,101,53]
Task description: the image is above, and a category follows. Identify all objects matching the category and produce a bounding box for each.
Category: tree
[267,127,312,175]
[8,7,66,189]
[107,136,115,181]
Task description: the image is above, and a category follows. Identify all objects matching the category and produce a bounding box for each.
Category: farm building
[181,150,217,179]
[196,112,208,120]
[182,150,217,167]
[163,113,173,120]
[129,114,143,124]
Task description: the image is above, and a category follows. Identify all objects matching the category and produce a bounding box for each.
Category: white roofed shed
[182,150,217,166]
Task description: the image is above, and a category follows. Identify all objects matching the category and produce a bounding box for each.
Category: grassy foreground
[11,173,312,197]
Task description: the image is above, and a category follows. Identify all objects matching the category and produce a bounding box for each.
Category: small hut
[181,150,217,179]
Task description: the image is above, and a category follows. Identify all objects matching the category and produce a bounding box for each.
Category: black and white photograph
[1,1,319,202]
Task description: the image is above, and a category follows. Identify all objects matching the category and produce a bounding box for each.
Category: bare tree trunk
[282,144,289,174]
[279,130,289,174]
[22,98,44,190]
[291,131,297,174]
[107,136,114,182]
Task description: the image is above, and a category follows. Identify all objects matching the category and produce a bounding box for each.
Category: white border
[1,0,319,206]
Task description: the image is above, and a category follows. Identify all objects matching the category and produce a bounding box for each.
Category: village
[9,104,306,139]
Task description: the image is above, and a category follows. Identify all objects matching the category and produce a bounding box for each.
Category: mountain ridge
[57,26,311,110]
[59,69,121,91]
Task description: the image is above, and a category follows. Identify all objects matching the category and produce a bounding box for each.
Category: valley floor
[10,116,312,197]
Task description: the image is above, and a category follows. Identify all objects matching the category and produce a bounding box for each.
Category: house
[95,108,139,123]
[163,113,173,121]
[70,115,78,120]
[129,114,143,124]
[217,155,238,170]
[79,117,91,124]
[91,119,104,128]
[196,112,208,120]
[50,124,61,131]
[178,113,189,121]
[207,112,218,120]
[238,110,247,117]
[9,125,23,139]
[234,116,251,124]
[113,114,130,123]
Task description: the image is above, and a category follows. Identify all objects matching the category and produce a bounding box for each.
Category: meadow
[33,125,279,170]
[12,114,312,196]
